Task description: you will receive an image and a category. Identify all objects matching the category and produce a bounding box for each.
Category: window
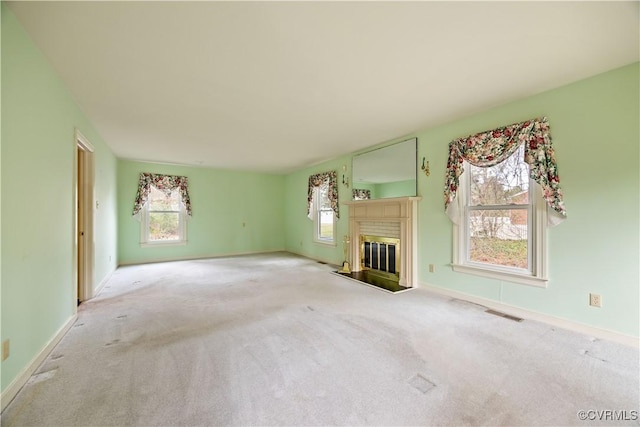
[307,171,339,245]
[141,185,187,246]
[453,145,548,287]
[312,184,336,245]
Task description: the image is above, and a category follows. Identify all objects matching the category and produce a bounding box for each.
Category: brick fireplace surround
[343,197,421,287]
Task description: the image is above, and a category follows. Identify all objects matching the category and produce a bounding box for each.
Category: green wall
[284,63,639,337]
[1,4,118,393]
[415,63,638,337]
[375,179,415,199]
[352,183,377,199]
[1,0,637,401]
[118,160,285,265]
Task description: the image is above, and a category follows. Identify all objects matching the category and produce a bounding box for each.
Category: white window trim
[312,186,337,246]
[140,187,188,247]
[452,163,548,288]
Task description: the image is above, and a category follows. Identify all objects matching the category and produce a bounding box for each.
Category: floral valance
[307,171,339,219]
[444,117,566,225]
[352,189,371,200]
[132,173,192,217]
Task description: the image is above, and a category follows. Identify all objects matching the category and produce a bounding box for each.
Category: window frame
[312,186,337,246]
[140,185,187,247]
[452,159,548,288]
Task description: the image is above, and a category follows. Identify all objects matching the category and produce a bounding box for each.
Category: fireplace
[360,235,400,277]
[342,196,420,291]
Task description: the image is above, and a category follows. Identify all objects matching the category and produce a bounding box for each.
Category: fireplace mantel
[343,197,421,287]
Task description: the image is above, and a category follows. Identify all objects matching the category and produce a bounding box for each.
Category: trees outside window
[454,144,548,287]
[141,185,186,245]
[313,184,336,245]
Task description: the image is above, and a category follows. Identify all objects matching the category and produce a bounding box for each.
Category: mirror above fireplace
[351,138,417,200]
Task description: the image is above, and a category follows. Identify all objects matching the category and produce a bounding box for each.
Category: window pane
[318,209,334,240]
[149,212,180,241]
[149,186,181,210]
[317,183,331,209]
[469,209,528,269]
[469,145,529,206]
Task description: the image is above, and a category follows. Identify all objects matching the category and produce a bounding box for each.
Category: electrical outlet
[2,340,9,361]
[428,264,435,273]
[589,293,602,308]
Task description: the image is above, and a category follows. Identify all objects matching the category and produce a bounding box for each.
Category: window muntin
[454,145,547,286]
[313,185,336,245]
[141,185,186,245]
[466,145,530,271]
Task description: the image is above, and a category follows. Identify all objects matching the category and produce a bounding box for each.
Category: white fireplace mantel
[343,196,421,287]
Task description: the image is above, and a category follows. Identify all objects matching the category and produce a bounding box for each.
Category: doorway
[76,130,95,304]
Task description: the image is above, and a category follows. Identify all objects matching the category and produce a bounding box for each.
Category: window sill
[140,240,187,248]
[451,263,548,288]
[313,239,337,247]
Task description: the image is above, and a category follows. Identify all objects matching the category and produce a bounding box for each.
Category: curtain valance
[307,171,339,219]
[444,117,566,225]
[352,189,371,200]
[132,173,192,217]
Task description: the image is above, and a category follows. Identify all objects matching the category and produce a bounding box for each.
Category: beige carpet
[2,252,638,426]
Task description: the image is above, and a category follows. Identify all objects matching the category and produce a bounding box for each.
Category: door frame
[74,129,95,304]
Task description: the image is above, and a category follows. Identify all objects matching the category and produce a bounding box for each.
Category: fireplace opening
[336,234,409,293]
[361,235,400,276]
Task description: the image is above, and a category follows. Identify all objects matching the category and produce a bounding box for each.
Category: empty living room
[1,1,638,426]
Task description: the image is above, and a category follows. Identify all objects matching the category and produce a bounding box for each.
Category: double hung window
[453,145,547,286]
[132,173,192,247]
[307,171,339,246]
[445,118,566,287]
[312,184,336,245]
[141,185,187,245]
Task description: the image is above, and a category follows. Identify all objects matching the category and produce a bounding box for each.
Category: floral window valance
[352,189,371,200]
[444,117,566,225]
[307,171,339,219]
[132,173,192,217]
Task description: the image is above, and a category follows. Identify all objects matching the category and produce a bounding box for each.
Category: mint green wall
[414,63,638,337]
[375,179,416,199]
[284,63,639,338]
[1,3,637,403]
[1,4,118,393]
[284,157,351,265]
[118,160,285,265]
[352,183,377,199]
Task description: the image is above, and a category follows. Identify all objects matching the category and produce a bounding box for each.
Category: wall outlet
[589,293,602,308]
[428,264,435,273]
[2,340,9,361]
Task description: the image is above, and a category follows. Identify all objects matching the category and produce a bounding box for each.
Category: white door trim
[74,129,95,305]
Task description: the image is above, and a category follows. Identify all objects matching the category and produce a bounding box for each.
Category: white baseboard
[421,282,639,348]
[1,314,77,412]
[92,267,115,298]
[285,249,341,268]
[117,249,287,267]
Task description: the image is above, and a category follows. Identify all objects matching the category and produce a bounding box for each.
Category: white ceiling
[7,1,639,174]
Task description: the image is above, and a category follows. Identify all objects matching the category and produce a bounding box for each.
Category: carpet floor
[2,252,638,426]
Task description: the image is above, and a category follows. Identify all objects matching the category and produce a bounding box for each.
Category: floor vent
[486,309,523,322]
[409,374,436,394]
